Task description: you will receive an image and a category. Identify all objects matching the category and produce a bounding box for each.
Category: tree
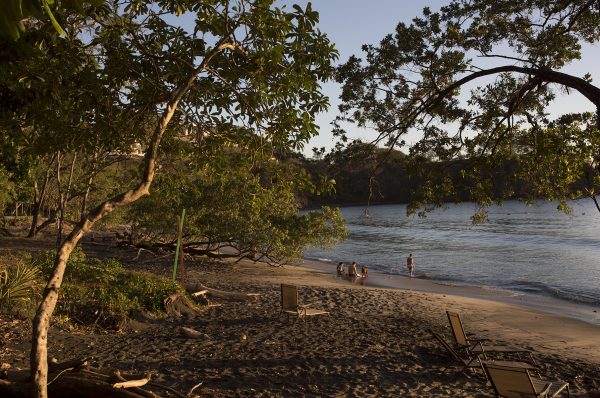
[0,12,145,240]
[0,0,106,40]
[0,166,16,218]
[126,150,347,263]
[336,0,600,215]
[513,112,600,212]
[1,1,338,397]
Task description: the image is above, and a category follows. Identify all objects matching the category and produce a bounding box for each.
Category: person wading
[406,254,415,277]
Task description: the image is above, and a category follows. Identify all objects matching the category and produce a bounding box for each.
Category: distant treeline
[296,143,594,208]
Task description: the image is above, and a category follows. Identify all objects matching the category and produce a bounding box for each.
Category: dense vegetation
[1,249,182,330]
[304,121,600,213]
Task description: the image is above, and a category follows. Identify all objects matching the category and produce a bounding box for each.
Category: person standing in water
[406,254,415,277]
[361,266,368,277]
[349,261,358,278]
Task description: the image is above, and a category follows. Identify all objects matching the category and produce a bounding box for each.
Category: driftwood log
[185,282,261,302]
[0,359,188,398]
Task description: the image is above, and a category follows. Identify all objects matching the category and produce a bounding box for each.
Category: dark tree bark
[80,152,98,220]
[54,152,63,248]
[28,155,56,238]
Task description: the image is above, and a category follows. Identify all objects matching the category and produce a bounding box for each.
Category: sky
[167,1,600,157]
[276,1,600,157]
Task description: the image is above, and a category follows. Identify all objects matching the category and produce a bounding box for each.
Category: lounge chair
[280,284,329,323]
[428,329,535,375]
[446,311,536,364]
[482,361,570,397]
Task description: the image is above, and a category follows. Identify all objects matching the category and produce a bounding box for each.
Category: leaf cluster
[0,260,40,311]
[127,150,347,263]
[335,0,600,215]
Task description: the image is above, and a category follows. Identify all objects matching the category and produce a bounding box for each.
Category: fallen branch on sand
[0,358,190,398]
[185,282,261,302]
[180,326,211,340]
[112,372,150,389]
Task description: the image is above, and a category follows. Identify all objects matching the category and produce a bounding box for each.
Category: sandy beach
[2,239,600,397]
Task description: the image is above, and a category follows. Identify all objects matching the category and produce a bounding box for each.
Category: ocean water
[304,200,600,306]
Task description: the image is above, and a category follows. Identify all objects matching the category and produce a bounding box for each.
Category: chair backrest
[428,329,465,364]
[446,311,469,347]
[483,362,536,398]
[281,284,299,311]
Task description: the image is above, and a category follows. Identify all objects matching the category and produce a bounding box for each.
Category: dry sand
[1,238,600,397]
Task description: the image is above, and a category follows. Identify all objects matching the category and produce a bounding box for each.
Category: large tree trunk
[29,43,224,395]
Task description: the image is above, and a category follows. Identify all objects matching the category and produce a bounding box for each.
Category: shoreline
[285,258,600,366]
[297,257,600,326]
[3,240,600,396]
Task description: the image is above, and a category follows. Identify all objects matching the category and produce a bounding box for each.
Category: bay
[304,200,600,305]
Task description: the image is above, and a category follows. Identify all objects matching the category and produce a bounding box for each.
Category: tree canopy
[1,1,339,396]
[336,0,600,216]
[127,147,347,264]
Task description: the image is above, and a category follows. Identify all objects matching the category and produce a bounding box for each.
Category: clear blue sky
[278,1,600,157]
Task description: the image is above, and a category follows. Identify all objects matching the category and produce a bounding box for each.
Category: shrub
[32,249,186,328]
[32,246,87,279]
[0,262,41,312]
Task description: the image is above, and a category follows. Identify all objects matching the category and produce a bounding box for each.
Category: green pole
[172,208,186,281]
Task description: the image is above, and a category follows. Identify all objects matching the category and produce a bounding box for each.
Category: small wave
[303,254,333,263]
[505,280,600,305]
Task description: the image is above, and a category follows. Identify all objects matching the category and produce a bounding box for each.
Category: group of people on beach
[337,254,415,279]
[336,261,368,278]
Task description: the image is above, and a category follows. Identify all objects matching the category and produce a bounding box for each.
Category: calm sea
[304,200,600,306]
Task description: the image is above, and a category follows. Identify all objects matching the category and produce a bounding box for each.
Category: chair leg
[528,352,537,366]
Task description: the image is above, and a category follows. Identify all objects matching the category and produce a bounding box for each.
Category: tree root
[163,293,203,318]
[0,359,189,398]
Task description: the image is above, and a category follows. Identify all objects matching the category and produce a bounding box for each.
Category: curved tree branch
[30,34,241,398]
[382,64,600,139]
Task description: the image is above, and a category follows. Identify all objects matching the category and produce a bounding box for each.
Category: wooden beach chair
[428,329,535,376]
[482,361,570,397]
[446,311,536,364]
[280,284,329,324]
